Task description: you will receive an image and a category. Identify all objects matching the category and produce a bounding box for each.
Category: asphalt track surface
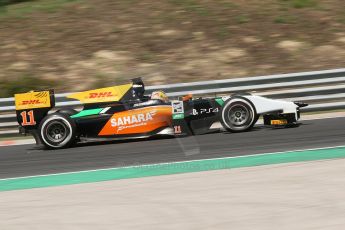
[0,117,344,179]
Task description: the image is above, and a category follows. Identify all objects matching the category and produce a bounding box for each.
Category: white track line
[0,144,344,182]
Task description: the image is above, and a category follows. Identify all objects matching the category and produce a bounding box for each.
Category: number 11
[20,110,36,126]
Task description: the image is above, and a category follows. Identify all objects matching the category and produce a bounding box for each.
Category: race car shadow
[75,135,176,148]
[25,134,177,151]
[221,122,308,135]
[265,122,312,130]
[222,126,262,134]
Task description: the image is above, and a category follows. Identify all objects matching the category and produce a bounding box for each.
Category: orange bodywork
[99,106,172,136]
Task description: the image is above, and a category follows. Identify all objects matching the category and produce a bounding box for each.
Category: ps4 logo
[192,107,219,115]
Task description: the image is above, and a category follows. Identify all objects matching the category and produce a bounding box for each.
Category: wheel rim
[45,121,68,143]
[227,104,251,127]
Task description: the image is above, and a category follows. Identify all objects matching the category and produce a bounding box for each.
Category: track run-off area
[0,116,344,191]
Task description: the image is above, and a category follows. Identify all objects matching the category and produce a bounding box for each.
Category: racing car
[14,78,307,149]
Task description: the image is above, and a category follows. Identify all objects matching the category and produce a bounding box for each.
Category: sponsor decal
[192,107,219,116]
[15,91,51,110]
[20,99,42,106]
[18,98,48,108]
[111,111,156,131]
[172,101,184,114]
[35,91,49,98]
[172,113,184,119]
[87,92,115,99]
[270,119,288,125]
[67,83,132,104]
[98,106,172,136]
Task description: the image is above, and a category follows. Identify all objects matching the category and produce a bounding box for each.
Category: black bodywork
[171,98,224,136]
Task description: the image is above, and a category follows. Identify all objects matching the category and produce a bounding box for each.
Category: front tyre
[39,113,76,149]
[221,97,257,133]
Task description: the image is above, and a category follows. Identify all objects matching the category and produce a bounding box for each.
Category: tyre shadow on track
[221,122,310,135]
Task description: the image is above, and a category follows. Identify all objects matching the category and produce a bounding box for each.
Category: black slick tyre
[39,113,77,149]
[221,97,257,133]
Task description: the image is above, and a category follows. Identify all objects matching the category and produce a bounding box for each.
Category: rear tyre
[39,113,77,149]
[221,97,257,133]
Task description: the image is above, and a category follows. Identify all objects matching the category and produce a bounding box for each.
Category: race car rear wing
[14,90,55,132]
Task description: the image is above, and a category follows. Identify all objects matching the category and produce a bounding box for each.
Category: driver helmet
[151,90,169,102]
